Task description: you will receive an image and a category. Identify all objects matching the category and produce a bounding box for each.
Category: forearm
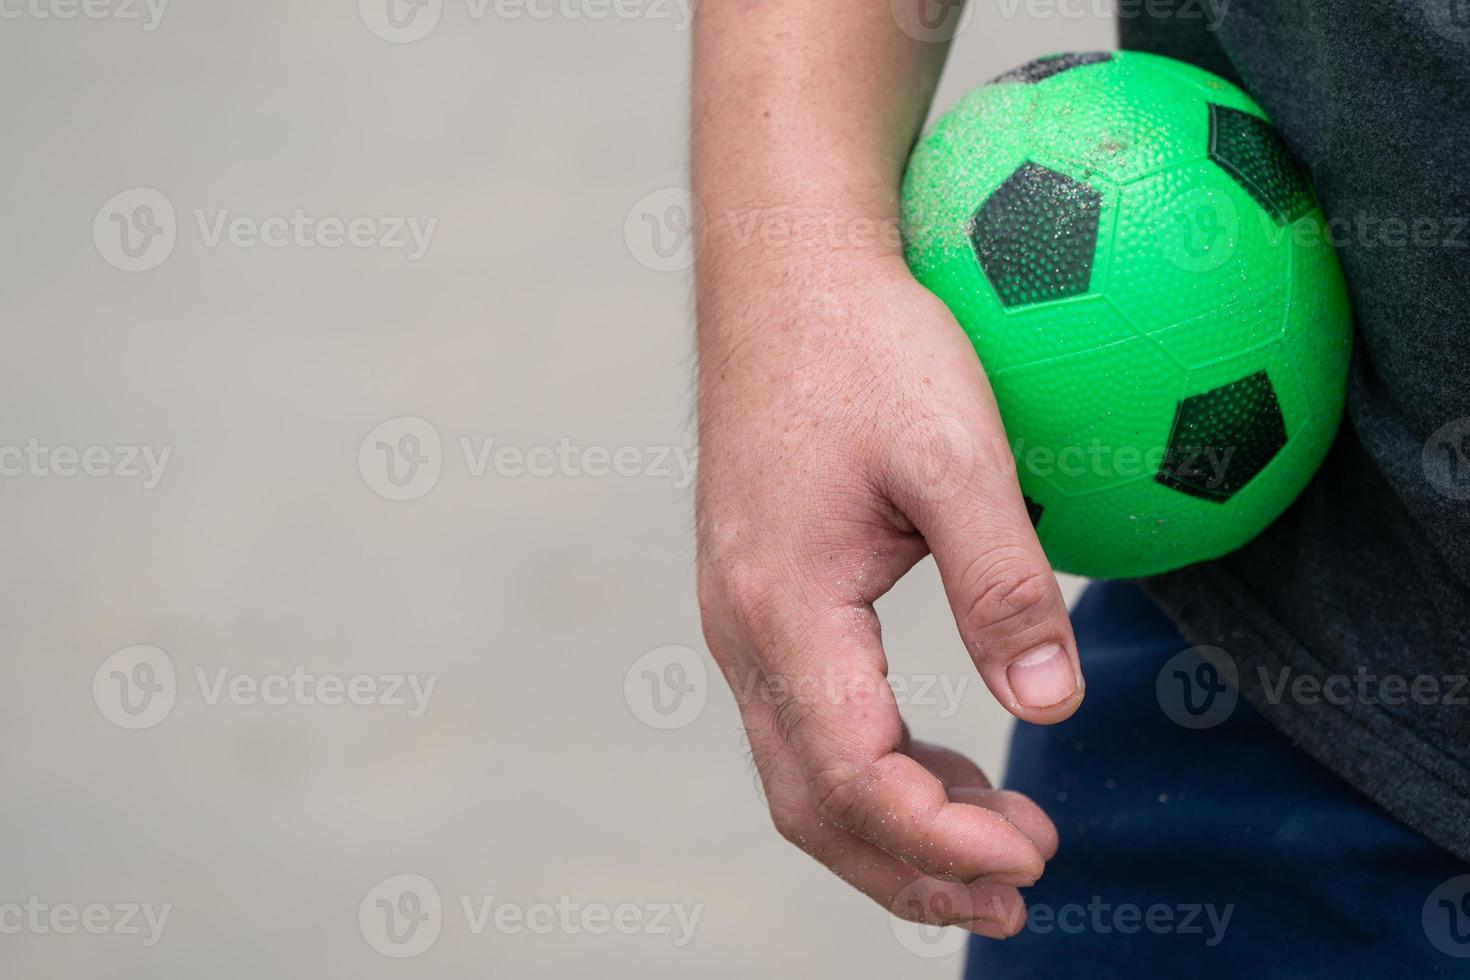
[690,0,961,270]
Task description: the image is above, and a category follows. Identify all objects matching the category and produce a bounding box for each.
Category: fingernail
[1007,645,1076,709]
[978,869,1038,887]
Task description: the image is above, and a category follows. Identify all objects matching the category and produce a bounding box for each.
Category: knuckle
[811,765,873,834]
[701,554,781,636]
[959,549,1053,642]
[696,547,791,662]
[723,561,779,625]
[769,805,816,851]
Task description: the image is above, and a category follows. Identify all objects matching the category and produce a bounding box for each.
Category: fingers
[923,497,1082,720]
[904,739,1059,862]
[745,704,1027,939]
[901,735,994,791]
[947,787,1060,863]
[741,597,1048,885]
[887,398,1084,724]
[809,825,1029,940]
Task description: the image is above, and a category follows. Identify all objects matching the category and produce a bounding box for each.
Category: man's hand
[691,0,1084,938]
[695,243,1083,937]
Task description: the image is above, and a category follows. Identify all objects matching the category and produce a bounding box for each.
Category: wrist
[694,188,913,319]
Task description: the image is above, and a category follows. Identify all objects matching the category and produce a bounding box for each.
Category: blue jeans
[964,580,1470,978]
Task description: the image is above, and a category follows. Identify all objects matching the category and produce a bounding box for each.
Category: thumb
[885,408,1084,725]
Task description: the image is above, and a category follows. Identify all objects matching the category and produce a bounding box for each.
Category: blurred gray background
[0,2,1102,976]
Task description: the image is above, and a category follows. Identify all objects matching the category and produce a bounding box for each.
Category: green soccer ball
[901,51,1352,579]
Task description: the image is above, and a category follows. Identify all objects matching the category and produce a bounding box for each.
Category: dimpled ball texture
[901,51,1352,579]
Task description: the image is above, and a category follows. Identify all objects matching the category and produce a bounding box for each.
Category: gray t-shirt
[1122,0,1470,859]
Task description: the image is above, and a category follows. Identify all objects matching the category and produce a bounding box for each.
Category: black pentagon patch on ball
[990,52,1112,85]
[969,162,1102,308]
[1155,370,1288,502]
[1207,104,1314,225]
[1023,495,1045,528]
